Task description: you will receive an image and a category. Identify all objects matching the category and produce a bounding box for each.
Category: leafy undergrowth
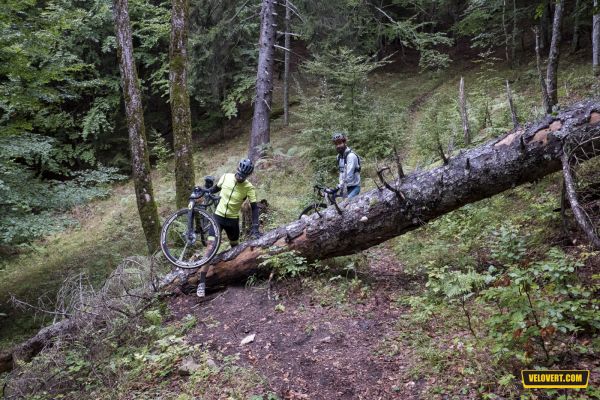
[389,173,600,398]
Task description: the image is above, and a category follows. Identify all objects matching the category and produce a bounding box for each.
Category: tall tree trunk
[571,0,581,54]
[535,27,552,114]
[170,0,196,209]
[511,0,518,65]
[506,80,518,128]
[502,0,510,64]
[161,100,600,293]
[546,0,564,110]
[540,0,550,50]
[459,77,470,145]
[283,0,290,127]
[113,0,161,254]
[594,0,600,76]
[248,0,277,162]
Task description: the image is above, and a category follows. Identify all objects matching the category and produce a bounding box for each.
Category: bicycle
[298,184,343,219]
[160,186,222,269]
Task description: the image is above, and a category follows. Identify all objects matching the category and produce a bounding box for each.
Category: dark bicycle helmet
[204,175,215,188]
[331,131,347,143]
[237,158,254,177]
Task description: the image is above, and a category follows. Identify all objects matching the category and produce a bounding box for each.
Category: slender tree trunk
[248,0,277,162]
[170,0,196,209]
[283,0,290,126]
[561,152,600,248]
[593,0,600,76]
[540,1,550,50]
[506,80,518,128]
[546,0,564,110]
[459,77,471,145]
[161,100,600,293]
[511,0,518,65]
[535,27,552,114]
[113,0,161,254]
[571,0,581,54]
[502,0,510,63]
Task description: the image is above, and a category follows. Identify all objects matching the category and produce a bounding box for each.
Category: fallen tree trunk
[161,100,600,293]
[0,319,77,374]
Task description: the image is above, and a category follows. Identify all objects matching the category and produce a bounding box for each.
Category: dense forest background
[1,0,600,398]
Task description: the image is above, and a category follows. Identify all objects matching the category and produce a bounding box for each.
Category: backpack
[337,150,361,173]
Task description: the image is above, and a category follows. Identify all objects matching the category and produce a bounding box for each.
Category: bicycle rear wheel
[160,208,221,269]
[298,203,328,219]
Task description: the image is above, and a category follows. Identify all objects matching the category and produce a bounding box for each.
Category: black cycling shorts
[210,214,240,242]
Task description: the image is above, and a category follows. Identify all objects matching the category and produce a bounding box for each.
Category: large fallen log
[161,100,600,293]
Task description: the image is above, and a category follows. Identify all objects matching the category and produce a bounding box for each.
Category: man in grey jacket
[332,132,361,199]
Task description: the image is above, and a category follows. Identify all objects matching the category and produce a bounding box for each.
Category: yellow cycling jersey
[215,173,257,219]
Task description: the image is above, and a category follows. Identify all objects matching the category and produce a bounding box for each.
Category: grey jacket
[338,147,361,188]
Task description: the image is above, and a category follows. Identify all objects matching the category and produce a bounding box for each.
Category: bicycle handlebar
[189,186,210,200]
[313,184,340,197]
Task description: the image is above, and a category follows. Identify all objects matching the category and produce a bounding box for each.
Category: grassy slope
[0,51,590,354]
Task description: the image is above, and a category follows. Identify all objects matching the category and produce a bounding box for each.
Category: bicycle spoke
[178,241,189,262]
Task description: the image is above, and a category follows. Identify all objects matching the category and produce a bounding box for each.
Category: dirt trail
[168,245,428,399]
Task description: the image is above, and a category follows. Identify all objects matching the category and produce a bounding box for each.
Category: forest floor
[167,244,432,399]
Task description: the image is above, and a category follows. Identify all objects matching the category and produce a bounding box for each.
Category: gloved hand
[250,224,262,239]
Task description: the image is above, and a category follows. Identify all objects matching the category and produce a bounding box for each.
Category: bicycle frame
[313,184,343,215]
[185,188,220,243]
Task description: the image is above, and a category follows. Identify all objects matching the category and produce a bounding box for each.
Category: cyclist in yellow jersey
[196,158,261,297]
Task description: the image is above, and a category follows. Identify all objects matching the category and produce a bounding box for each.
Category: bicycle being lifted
[160,177,222,269]
[298,184,344,219]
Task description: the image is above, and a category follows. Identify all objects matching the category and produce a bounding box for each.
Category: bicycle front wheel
[298,203,328,219]
[160,208,221,269]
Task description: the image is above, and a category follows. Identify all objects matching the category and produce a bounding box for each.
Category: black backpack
[337,150,361,173]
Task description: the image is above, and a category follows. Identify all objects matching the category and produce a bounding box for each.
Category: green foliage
[148,128,173,169]
[188,0,259,128]
[296,48,399,177]
[258,248,308,280]
[297,0,452,68]
[0,0,172,245]
[454,0,532,51]
[481,246,599,364]
[0,134,125,244]
[414,90,461,162]
[410,218,599,366]
[382,18,453,70]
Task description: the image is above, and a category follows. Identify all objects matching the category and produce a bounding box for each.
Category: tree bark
[540,0,550,50]
[571,0,581,54]
[506,80,518,128]
[502,0,510,64]
[535,26,552,114]
[0,319,77,373]
[593,0,600,76]
[459,77,470,145]
[561,152,600,248]
[113,0,161,253]
[283,0,290,127]
[511,0,518,65]
[161,100,600,293]
[170,0,196,209]
[546,0,564,110]
[248,0,277,162]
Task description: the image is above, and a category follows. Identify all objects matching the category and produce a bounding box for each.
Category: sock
[200,271,207,285]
